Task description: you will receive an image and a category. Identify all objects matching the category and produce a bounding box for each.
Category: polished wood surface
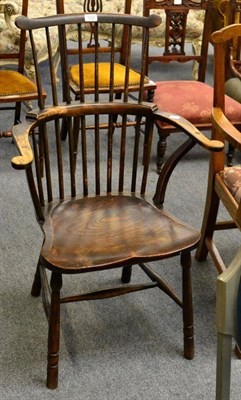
[196,23,241,274]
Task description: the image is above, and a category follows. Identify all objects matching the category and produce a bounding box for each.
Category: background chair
[56,0,157,141]
[11,12,223,389]
[196,23,241,392]
[216,245,241,400]
[217,0,241,165]
[196,23,241,275]
[144,0,241,173]
[0,0,40,138]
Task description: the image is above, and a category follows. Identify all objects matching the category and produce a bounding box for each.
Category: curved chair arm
[153,110,224,205]
[155,110,224,152]
[212,107,241,152]
[217,0,229,24]
[11,120,36,170]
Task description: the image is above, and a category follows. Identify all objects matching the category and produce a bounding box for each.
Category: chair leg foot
[181,251,194,360]
[47,366,59,390]
[156,133,167,173]
[121,266,132,283]
[47,272,62,389]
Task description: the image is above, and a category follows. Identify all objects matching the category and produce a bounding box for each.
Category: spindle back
[14,13,162,222]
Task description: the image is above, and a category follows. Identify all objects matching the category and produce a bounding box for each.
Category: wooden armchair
[196,24,241,274]
[11,11,223,389]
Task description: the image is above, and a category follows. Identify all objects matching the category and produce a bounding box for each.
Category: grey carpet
[1,44,241,399]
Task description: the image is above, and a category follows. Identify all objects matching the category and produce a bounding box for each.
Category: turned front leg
[181,251,194,360]
[47,272,62,389]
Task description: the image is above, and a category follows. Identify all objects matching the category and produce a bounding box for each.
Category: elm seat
[41,195,200,272]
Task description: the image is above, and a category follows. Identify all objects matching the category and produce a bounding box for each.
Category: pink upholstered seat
[153,79,241,173]
[154,81,241,127]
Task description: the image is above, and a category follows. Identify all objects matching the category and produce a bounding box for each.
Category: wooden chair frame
[195,23,241,274]
[11,12,223,389]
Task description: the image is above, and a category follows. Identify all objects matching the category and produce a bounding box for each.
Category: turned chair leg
[31,259,42,297]
[195,186,220,262]
[181,251,194,360]
[121,266,132,283]
[47,272,62,389]
[156,131,168,174]
[147,89,154,102]
[14,102,22,126]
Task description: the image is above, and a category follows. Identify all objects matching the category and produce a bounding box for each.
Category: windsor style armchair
[11,12,223,389]
[196,23,241,273]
